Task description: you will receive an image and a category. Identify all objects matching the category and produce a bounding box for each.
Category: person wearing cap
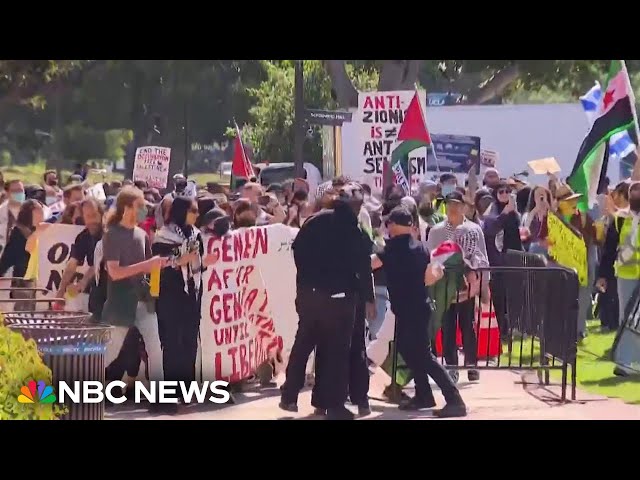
[279,181,376,420]
[555,184,597,338]
[371,205,467,416]
[597,181,640,377]
[426,191,488,383]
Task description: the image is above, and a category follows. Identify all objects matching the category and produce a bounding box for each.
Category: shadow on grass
[581,375,640,388]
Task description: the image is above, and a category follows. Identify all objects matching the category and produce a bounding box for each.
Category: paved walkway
[106,368,640,420]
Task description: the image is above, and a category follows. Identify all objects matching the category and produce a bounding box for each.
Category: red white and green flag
[568,60,639,212]
[230,122,254,189]
[388,90,432,194]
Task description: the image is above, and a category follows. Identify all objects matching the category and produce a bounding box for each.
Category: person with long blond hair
[100,187,167,394]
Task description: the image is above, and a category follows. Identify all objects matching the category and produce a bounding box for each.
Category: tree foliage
[1,59,638,174]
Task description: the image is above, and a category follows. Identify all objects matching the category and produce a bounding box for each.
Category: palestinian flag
[389,91,432,194]
[568,60,639,212]
[230,122,254,190]
[428,241,465,342]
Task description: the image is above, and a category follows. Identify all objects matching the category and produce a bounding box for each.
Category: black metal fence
[392,251,579,402]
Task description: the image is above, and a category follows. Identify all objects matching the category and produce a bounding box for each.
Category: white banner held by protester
[36,225,88,304]
[133,146,171,189]
[199,224,299,382]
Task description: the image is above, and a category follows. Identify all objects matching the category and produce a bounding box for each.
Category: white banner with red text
[199,224,299,382]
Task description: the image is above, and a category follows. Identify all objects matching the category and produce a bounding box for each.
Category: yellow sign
[547,213,587,286]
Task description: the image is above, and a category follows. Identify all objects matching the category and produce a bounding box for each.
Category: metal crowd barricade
[391,250,579,402]
[2,284,113,420]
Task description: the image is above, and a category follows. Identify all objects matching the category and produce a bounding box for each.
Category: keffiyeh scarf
[154,223,203,297]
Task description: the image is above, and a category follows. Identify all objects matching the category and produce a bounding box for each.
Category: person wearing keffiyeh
[151,196,218,413]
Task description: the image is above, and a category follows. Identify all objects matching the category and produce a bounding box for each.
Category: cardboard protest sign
[528,157,561,175]
[481,149,499,167]
[133,146,171,189]
[86,183,106,201]
[199,224,299,382]
[547,213,587,286]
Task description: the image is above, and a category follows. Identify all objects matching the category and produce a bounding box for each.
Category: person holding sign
[597,182,640,377]
[152,197,218,414]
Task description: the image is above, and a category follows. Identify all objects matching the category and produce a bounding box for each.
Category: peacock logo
[18,380,57,404]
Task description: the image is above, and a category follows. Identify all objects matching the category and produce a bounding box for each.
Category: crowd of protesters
[1,159,638,419]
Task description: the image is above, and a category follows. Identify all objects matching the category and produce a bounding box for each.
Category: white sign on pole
[342,90,428,195]
[133,146,171,189]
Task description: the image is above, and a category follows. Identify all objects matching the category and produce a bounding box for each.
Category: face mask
[10,192,25,204]
[136,206,148,223]
[46,196,58,206]
[441,184,455,196]
[630,198,640,212]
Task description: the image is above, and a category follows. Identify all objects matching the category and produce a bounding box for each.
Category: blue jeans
[369,286,388,340]
[615,278,640,369]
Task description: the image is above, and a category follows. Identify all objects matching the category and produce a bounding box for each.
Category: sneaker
[433,402,467,418]
[383,384,411,404]
[449,370,460,384]
[278,401,299,413]
[357,403,372,417]
[398,397,436,411]
[467,369,480,382]
[326,406,355,420]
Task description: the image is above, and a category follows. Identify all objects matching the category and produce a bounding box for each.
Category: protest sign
[133,146,171,189]
[352,90,428,192]
[199,224,299,382]
[36,224,88,296]
[86,183,106,201]
[547,213,587,286]
[528,157,561,175]
[429,134,481,173]
[481,149,499,168]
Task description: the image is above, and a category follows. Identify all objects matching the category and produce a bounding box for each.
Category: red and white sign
[199,224,299,382]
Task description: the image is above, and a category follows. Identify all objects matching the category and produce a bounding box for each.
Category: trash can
[5,312,112,420]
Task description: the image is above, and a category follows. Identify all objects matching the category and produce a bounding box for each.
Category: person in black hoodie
[481,181,522,338]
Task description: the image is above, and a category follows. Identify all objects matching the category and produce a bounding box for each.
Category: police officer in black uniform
[372,206,467,417]
[280,182,375,420]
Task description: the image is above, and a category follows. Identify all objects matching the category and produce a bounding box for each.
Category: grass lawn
[1,163,224,187]
[501,321,640,405]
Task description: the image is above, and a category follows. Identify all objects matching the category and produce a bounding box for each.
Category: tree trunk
[465,64,521,105]
[324,60,358,108]
[378,60,421,91]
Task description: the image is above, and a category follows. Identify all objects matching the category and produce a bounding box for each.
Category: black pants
[599,277,619,330]
[490,274,509,337]
[442,298,478,367]
[396,311,460,403]
[282,288,356,409]
[106,327,144,382]
[156,292,200,383]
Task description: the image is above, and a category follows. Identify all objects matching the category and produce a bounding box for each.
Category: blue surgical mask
[441,184,456,196]
[10,192,25,204]
[46,196,58,206]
